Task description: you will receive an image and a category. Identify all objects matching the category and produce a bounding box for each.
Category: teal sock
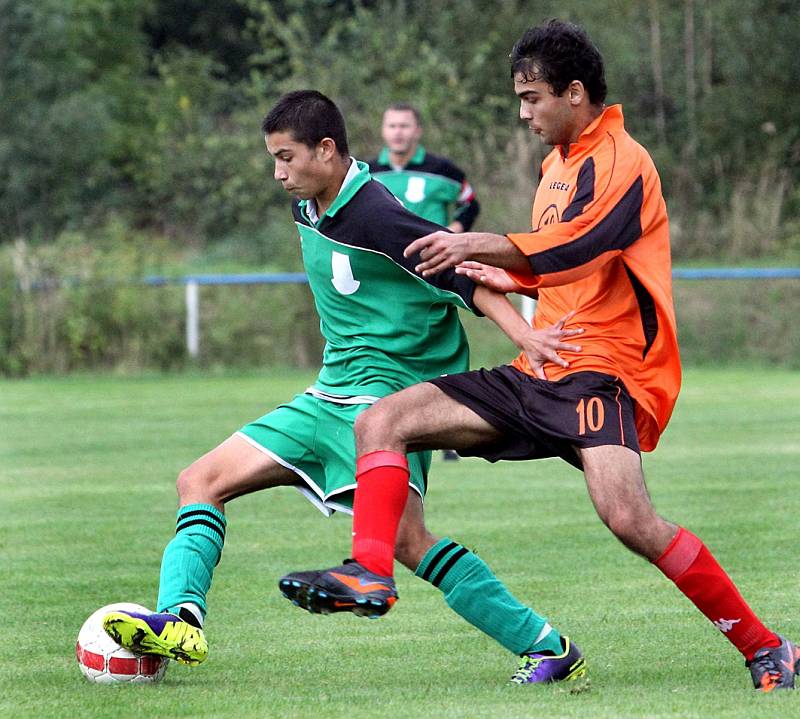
[156,503,226,618]
[415,538,562,655]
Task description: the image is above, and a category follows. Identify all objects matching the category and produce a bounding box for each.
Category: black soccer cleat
[747,635,800,692]
[279,559,398,619]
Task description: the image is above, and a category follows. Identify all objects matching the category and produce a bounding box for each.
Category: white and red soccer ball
[76,603,168,684]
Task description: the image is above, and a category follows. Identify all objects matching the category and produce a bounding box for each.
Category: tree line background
[1,0,799,374]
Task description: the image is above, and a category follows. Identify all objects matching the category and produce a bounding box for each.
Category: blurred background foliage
[1,0,799,374]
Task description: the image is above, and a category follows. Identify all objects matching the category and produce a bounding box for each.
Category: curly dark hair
[261,90,349,157]
[510,19,607,105]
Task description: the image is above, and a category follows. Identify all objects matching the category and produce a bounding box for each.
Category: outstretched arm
[472,286,582,379]
[405,231,528,277]
[405,155,647,287]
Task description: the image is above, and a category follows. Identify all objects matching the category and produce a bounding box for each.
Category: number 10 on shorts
[576,397,605,435]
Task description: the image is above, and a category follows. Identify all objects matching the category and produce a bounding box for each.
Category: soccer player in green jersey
[103,90,584,681]
[370,101,481,462]
[369,102,480,233]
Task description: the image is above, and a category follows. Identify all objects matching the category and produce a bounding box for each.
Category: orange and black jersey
[506,105,681,452]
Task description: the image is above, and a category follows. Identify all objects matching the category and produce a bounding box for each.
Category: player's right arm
[406,143,649,289]
[503,147,650,290]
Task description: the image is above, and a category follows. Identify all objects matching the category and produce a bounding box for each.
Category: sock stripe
[178,509,226,531]
[356,450,409,475]
[176,518,225,541]
[431,546,469,588]
[655,527,702,579]
[419,541,458,581]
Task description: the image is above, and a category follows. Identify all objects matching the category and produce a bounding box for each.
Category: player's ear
[317,137,338,161]
[567,81,585,106]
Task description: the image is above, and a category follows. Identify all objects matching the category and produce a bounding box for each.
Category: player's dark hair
[510,19,607,105]
[261,90,349,157]
[385,101,422,126]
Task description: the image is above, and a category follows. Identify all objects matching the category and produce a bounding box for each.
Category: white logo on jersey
[331,251,360,295]
[405,176,426,203]
[713,618,741,633]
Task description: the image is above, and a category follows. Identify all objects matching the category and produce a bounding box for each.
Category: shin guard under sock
[157,503,226,619]
[416,538,562,655]
[352,451,409,577]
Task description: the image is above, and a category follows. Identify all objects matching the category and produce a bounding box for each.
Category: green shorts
[236,392,430,516]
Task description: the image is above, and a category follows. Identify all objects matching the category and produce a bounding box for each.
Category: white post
[520,294,536,324]
[186,280,200,358]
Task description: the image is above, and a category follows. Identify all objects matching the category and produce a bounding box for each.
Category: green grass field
[2,368,799,718]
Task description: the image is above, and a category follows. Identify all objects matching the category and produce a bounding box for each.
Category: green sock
[415,538,562,655]
[157,503,226,619]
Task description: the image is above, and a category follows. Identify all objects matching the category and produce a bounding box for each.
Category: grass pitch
[2,367,799,718]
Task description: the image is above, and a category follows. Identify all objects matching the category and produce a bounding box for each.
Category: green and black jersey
[293,160,477,399]
[368,146,480,229]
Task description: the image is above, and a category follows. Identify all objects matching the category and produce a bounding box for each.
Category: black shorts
[428,366,640,469]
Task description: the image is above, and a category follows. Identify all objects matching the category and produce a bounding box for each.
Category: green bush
[0,226,321,376]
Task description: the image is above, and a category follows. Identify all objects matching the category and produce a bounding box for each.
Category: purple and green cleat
[510,636,587,685]
[103,609,208,665]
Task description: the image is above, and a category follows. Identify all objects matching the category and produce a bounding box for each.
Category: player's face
[514,72,576,147]
[381,110,422,154]
[265,131,328,199]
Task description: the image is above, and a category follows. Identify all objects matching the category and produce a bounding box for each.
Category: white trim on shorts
[235,431,422,517]
[304,386,381,405]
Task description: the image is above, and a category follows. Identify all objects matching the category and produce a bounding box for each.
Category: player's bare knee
[355,400,404,446]
[176,463,219,504]
[602,507,648,553]
[602,507,667,558]
[175,466,195,500]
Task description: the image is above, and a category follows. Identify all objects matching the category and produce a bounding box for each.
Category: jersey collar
[560,104,624,159]
[299,158,371,226]
[377,144,426,168]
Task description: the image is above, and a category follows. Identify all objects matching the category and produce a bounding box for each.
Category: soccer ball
[75,603,168,684]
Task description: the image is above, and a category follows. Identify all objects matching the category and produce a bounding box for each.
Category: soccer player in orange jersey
[282,20,800,691]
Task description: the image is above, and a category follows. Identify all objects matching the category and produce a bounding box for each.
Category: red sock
[351,450,409,577]
[654,527,780,660]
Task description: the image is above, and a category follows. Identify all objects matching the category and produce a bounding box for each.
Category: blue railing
[671,268,800,280]
[143,272,309,286]
[25,268,800,357]
[140,267,800,287]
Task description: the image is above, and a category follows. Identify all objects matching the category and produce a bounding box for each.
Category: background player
[284,23,800,692]
[102,89,587,684]
[369,101,480,233]
[370,101,481,461]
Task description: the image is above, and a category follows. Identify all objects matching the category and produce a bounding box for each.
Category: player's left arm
[472,287,582,379]
[455,260,539,299]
